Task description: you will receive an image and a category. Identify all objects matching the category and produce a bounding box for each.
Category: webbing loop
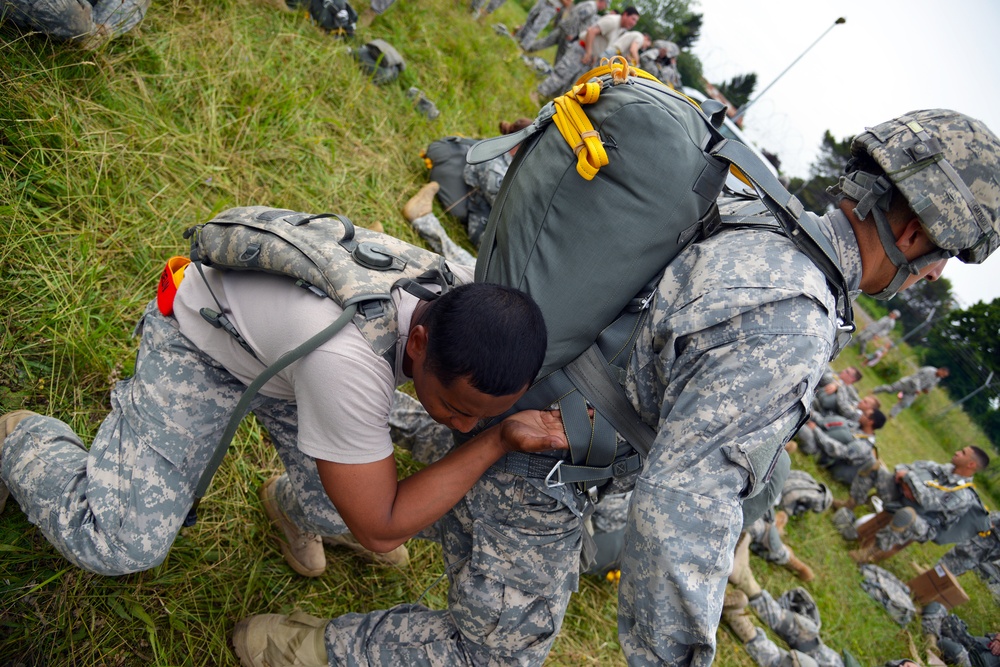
[552,81,607,180]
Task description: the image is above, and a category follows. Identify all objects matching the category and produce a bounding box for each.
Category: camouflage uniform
[854,314,896,355]
[921,602,1000,667]
[0,301,351,574]
[746,508,791,566]
[514,0,562,50]
[939,511,1000,603]
[812,367,861,419]
[851,460,978,550]
[748,589,843,667]
[1,0,150,46]
[318,196,861,665]
[523,0,599,60]
[874,366,943,418]
[797,417,875,485]
[462,151,512,248]
[639,41,681,89]
[469,0,506,19]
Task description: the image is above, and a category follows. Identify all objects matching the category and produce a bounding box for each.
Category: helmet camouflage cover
[851,109,1000,263]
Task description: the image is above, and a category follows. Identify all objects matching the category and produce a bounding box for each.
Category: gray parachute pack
[465,63,855,494]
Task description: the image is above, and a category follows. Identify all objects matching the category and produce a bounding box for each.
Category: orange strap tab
[157,256,191,316]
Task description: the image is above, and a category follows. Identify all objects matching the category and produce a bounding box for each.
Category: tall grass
[1,2,998,665]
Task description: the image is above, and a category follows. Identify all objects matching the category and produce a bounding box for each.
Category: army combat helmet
[829,109,1000,299]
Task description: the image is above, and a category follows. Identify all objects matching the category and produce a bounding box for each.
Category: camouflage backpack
[180,206,459,523]
[779,469,833,517]
[859,564,916,626]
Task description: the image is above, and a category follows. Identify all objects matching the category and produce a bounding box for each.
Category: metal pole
[935,370,994,419]
[732,17,846,124]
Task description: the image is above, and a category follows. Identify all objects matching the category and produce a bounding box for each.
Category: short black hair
[421,282,547,396]
[970,446,991,471]
[622,6,639,16]
[870,409,887,430]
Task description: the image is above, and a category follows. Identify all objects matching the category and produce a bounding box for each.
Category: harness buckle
[544,460,565,488]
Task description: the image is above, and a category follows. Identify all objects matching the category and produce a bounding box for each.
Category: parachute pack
[420,136,480,220]
[466,61,855,494]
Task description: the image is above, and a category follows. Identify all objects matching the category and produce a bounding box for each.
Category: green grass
[2,2,999,665]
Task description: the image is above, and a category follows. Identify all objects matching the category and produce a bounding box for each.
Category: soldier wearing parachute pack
[228,83,1000,665]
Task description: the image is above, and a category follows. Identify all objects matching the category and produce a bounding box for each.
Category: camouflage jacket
[861,314,896,339]
[898,461,979,529]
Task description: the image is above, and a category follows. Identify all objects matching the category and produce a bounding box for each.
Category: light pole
[732,17,846,124]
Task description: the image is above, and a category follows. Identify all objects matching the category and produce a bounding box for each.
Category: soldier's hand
[498,410,569,454]
[824,382,839,395]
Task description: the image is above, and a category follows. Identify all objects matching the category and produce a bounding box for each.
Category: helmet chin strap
[831,170,954,300]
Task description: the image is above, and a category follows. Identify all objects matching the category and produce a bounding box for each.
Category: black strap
[495,450,643,485]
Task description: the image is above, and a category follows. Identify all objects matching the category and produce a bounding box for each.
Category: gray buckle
[544,460,565,488]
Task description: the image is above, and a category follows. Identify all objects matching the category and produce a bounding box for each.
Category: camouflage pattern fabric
[831,507,859,541]
[803,420,875,486]
[523,0,598,57]
[922,602,999,667]
[0,302,356,573]
[318,198,862,664]
[747,509,790,565]
[855,460,980,549]
[749,589,843,667]
[939,511,1000,603]
[811,373,861,419]
[859,564,916,626]
[536,41,587,98]
[778,469,832,517]
[462,151,512,249]
[851,110,1000,259]
[854,314,895,355]
[469,0,506,17]
[514,0,560,49]
[873,366,942,418]
[388,389,457,466]
[1,0,150,45]
[744,633,820,667]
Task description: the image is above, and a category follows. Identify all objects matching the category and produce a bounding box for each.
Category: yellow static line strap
[923,480,975,492]
[552,81,607,180]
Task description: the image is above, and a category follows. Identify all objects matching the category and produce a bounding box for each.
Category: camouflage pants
[1,301,355,575]
[522,25,567,56]
[1,0,150,43]
[469,0,505,16]
[747,511,790,565]
[744,633,818,667]
[888,391,919,418]
[537,42,586,98]
[514,0,558,49]
[325,466,586,665]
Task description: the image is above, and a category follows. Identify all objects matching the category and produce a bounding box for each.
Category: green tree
[925,298,1000,446]
[715,73,757,110]
[890,275,956,345]
[675,50,704,92]
[631,0,698,43]
[791,129,854,215]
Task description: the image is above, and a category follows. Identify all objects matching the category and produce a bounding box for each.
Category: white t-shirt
[583,14,624,55]
[608,30,643,57]
[173,264,474,464]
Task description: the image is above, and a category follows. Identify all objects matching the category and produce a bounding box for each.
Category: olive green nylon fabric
[475,75,729,377]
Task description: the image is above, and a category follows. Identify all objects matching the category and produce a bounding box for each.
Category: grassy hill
[1,1,998,664]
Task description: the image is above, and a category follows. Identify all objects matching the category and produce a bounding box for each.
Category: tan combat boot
[402,182,439,222]
[722,589,758,643]
[232,611,328,667]
[728,532,762,598]
[260,475,326,577]
[783,547,815,582]
[774,510,789,535]
[0,410,39,513]
[323,532,410,568]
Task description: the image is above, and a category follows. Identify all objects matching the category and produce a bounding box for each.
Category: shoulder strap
[712,139,856,340]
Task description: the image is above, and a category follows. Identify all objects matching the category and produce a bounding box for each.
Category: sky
[690,0,1000,307]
